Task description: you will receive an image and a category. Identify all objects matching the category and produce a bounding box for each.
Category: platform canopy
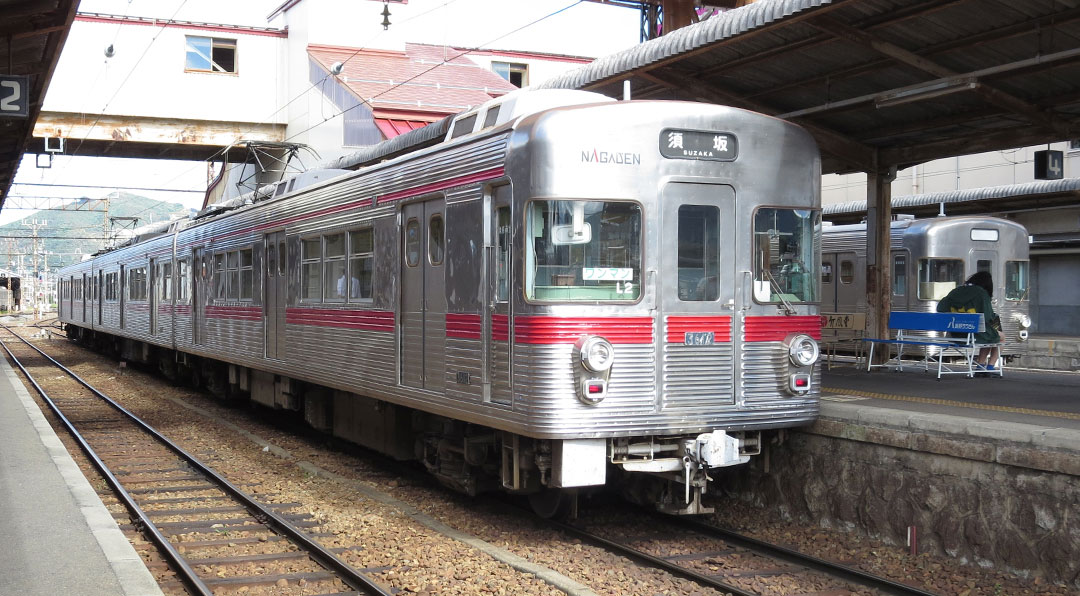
[0,0,79,210]
[538,0,1080,176]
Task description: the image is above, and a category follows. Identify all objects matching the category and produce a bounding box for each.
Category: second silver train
[821,215,1031,355]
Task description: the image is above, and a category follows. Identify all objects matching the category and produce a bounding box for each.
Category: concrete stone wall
[719,409,1080,587]
[1016,337,1080,371]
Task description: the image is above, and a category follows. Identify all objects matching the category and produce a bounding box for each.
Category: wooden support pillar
[866,166,895,362]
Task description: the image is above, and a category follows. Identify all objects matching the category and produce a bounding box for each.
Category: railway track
[0,323,393,596]
[548,503,940,596]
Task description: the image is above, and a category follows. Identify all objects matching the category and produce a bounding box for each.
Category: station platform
[817,363,1080,473]
[0,356,163,596]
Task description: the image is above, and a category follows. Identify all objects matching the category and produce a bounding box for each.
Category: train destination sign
[660,129,738,161]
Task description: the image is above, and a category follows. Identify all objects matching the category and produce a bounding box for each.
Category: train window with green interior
[752,208,820,303]
[1005,260,1029,301]
[525,200,641,302]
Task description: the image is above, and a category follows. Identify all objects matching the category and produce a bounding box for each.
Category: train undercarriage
[64,325,766,516]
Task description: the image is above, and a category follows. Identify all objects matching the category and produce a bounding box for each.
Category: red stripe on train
[514,316,653,345]
[743,316,822,342]
[285,307,394,332]
[665,316,732,343]
[446,313,482,339]
[206,305,262,321]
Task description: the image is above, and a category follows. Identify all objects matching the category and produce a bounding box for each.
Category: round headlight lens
[1017,314,1031,329]
[788,334,819,367]
[580,337,615,372]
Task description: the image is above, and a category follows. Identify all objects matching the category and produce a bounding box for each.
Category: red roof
[374,118,428,138]
[308,43,517,118]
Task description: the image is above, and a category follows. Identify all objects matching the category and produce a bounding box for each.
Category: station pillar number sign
[1034,149,1063,180]
[0,75,30,118]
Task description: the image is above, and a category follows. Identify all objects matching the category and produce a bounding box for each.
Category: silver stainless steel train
[821,215,1031,355]
[58,89,824,515]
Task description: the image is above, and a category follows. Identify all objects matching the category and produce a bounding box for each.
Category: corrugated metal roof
[537,0,834,92]
[535,0,1080,177]
[820,178,1080,224]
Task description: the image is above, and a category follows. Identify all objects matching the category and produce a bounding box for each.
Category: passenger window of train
[1005,261,1029,301]
[129,267,147,301]
[300,238,322,301]
[525,200,641,302]
[214,254,226,300]
[428,215,445,266]
[161,263,172,301]
[278,241,287,276]
[892,255,906,296]
[677,205,720,301]
[752,208,820,303]
[839,261,854,284]
[227,251,240,301]
[349,229,374,301]
[176,260,189,301]
[239,249,253,301]
[917,258,963,300]
[405,219,421,267]
[821,263,833,284]
[323,233,347,301]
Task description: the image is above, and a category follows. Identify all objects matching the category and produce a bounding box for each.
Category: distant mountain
[0,192,191,273]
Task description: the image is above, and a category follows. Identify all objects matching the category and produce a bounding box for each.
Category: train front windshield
[753,208,820,303]
[525,200,642,301]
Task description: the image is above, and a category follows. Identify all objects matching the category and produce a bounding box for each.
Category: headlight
[1015,313,1031,329]
[579,336,615,372]
[786,334,819,367]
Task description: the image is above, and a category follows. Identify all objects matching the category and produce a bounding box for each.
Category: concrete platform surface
[0,355,163,596]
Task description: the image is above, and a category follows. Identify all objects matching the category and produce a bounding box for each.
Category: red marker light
[588,382,604,394]
[795,377,809,387]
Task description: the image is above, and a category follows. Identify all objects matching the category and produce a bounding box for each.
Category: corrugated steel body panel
[536,0,835,92]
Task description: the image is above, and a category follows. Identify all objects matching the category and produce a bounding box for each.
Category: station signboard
[0,75,30,118]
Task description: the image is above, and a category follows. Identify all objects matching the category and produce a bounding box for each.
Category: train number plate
[684,332,715,346]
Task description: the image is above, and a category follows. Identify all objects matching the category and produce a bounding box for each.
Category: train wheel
[528,488,576,519]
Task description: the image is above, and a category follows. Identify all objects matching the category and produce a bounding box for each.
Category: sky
[4,0,641,227]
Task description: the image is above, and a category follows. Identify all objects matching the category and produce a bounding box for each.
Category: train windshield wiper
[764,269,797,315]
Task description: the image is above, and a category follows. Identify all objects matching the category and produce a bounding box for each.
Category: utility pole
[22,219,46,318]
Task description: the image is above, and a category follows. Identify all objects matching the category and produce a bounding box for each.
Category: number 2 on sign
[616,281,635,295]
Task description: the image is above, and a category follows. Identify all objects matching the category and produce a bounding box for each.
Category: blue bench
[864,311,1003,379]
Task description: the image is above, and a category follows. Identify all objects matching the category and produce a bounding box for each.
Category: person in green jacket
[936,271,1001,370]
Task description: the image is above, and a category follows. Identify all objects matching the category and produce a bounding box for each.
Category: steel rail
[0,332,215,596]
[535,500,940,596]
[543,514,759,596]
[670,515,939,596]
[0,324,393,596]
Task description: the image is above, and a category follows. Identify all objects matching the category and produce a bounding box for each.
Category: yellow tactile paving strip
[822,387,1080,421]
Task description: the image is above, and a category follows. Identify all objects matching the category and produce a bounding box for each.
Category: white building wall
[823,142,1080,206]
[46,18,286,124]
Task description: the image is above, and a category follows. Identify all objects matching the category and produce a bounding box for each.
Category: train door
[485,185,512,405]
[891,251,910,310]
[834,253,861,312]
[192,248,206,345]
[821,254,837,312]
[149,258,158,336]
[263,231,287,359]
[81,273,87,323]
[400,199,447,391]
[659,182,737,409]
[972,249,996,306]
